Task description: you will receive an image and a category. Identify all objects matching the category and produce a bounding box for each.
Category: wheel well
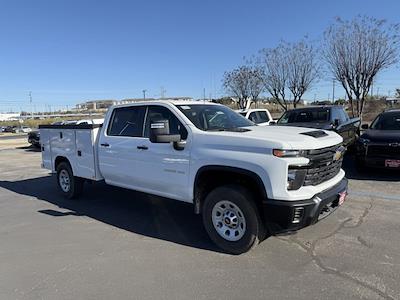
[193,166,267,215]
[54,156,70,171]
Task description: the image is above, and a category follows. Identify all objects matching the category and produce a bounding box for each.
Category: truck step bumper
[263,178,348,234]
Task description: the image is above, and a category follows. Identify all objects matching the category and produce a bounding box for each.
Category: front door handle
[100,143,110,147]
[137,145,148,150]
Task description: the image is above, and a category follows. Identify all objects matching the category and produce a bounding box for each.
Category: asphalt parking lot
[1,136,400,300]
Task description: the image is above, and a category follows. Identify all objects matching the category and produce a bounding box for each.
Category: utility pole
[203,88,206,103]
[142,89,147,100]
[376,87,380,99]
[332,79,335,103]
[29,91,33,119]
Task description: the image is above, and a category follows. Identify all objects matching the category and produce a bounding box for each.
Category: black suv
[356,110,400,170]
[276,106,360,148]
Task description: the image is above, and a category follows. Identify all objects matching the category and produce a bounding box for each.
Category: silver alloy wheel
[59,169,71,192]
[211,200,246,241]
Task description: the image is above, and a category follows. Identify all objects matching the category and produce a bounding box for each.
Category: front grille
[367,144,400,159]
[302,144,343,186]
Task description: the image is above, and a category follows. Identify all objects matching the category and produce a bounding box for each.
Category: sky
[0,0,399,113]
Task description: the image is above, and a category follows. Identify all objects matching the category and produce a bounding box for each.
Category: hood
[197,125,343,151]
[277,122,332,130]
[361,130,400,143]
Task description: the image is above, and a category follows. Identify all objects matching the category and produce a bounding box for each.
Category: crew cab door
[136,105,191,201]
[98,105,148,188]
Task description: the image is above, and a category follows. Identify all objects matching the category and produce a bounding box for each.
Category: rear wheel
[202,185,265,254]
[56,162,84,199]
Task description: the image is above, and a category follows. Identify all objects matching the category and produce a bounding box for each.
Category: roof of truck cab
[112,100,220,108]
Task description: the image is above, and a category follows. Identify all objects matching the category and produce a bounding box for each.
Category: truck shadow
[342,154,400,182]
[0,176,221,253]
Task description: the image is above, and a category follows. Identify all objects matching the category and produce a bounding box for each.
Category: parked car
[275,106,360,148]
[20,126,32,133]
[28,130,41,148]
[236,108,275,126]
[356,109,400,170]
[4,126,15,133]
[40,101,347,254]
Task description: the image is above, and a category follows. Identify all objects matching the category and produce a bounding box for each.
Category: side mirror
[149,120,181,143]
[269,120,277,125]
[361,124,369,130]
[333,119,340,127]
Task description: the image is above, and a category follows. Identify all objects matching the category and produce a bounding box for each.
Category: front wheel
[202,185,265,254]
[56,162,84,199]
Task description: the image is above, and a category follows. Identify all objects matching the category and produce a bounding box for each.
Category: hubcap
[211,200,246,241]
[59,169,70,192]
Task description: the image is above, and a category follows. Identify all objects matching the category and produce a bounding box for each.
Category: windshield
[176,104,254,131]
[370,113,400,130]
[278,109,330,124]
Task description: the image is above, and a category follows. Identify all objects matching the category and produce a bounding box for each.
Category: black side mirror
[361,124,369,130]
[269,120,277,125]
[149,120,181,143]
[333,119,340,127]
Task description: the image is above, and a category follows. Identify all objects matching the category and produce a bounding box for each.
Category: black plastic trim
[263,177,348,233]
[193,165,267,214]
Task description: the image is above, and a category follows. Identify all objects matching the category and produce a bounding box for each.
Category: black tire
[56,162,84,199]
[202,184,265,255]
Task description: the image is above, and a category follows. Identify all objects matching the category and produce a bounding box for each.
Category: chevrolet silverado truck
[275,106,360,148]
[39,101,348,254]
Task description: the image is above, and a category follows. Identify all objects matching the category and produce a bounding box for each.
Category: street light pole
[29,91,33,119]
[142,89,147,100]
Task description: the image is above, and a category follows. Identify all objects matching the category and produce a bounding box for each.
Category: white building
[0,113,20,121]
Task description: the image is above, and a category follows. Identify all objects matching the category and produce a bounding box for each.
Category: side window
[331,108,341,123]
[257,111,270,123]
[339,109,349,122]
[144,106,188,140]
[248,112,258,123]
[107,106,146,137]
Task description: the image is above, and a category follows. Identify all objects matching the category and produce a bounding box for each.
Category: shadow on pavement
[342,154,400,182]
[0,176,219,252]
[16,145,41,152]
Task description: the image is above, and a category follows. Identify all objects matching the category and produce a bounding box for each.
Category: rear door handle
[100,143,110,147]
[137,145,148,150]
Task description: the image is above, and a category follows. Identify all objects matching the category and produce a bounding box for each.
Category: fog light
[287,169,307,190]
[292,207,304,224]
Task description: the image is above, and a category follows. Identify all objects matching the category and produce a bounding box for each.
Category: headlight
[287,168,307,190]
[273,149,306,158]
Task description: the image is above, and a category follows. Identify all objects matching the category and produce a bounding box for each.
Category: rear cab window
[107,106,146,137]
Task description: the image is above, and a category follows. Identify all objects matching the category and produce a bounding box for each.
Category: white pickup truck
[40,101,348,254]
[236,108,275,126]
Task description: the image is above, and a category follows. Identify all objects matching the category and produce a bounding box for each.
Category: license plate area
[385,159,400,168]
[318,191,347,221]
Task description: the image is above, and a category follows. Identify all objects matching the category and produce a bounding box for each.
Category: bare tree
[222,65,264,109]
[259,44,289,111]
[324,16,400,119]
[248,66,265,108]
[286,40,320,108]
